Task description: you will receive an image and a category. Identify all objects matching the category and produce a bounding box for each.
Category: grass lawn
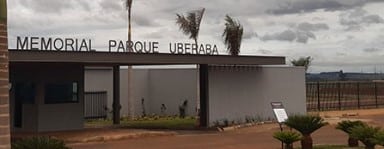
[121,117,196,129]
[296,145,364,149]
[85,117,196,130]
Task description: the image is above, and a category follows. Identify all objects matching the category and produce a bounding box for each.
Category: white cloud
[259,22,329,43]
[6,0,384,73]
[339,8,384,31]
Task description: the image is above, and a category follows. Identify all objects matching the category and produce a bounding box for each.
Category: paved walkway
[70,124,350,149]
[12,127,177,144]
[14,109,384,149]
[69,109,384,149]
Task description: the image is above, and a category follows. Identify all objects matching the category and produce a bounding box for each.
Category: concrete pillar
[0,0,10,148]
[113,65,120,124]
[199,64,209,127]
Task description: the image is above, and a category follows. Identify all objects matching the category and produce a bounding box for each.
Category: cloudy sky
[6,0,384,73]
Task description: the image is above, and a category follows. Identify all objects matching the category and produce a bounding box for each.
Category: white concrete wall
[119,68,197,117]
[85,68,152,118]
[85,68,197,118]
[85,65,305,125]
[120,69,150,117]
[84,67,113,115]
[147,69,197,116]
[208,65,306,126]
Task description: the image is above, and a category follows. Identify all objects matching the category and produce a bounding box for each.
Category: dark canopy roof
[9,50,285,66]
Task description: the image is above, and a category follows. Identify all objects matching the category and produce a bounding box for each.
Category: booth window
[45,82,78,104]
[15,82,36,104]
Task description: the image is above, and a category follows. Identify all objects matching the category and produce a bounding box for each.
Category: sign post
[271,102,289,149]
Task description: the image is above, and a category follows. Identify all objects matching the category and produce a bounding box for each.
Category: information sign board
[271,102,288,123]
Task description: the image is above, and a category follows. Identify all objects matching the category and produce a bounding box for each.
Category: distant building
[307,70,384,82]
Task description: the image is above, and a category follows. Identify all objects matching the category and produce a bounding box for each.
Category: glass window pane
[45,82,79,104]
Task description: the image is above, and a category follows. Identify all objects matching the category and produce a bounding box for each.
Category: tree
[176,8,205,46]
[273,131,301,149]
[176,8,205,126]
[350,124,380,149]
[125,0,134,121]
[336,120,365,147]
[222,15,243,56]
[0,0,10,147]
[284,115,328,149]
[125,0,133,50]
[339,70,346,81]
[0,0,5,23]
[290,56,313,72]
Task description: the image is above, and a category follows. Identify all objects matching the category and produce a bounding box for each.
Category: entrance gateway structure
[8,50,306,132]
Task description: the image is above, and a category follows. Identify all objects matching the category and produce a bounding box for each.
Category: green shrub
[12,136,70,149]
[284,115,328,149]
[336,120,365,134]
[273,131,301,149]
[350,124,380,149]
[178,100,188,118]
[372,130,384,146]
[336,120,365,147]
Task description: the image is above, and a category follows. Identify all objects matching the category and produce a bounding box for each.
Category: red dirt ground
[68,109,384,149]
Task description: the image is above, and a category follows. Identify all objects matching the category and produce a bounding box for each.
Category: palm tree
[125,0,134,120]
[336,120,365,147]
[176,8,205,127]
[350,124,380,149]
[0,0,5,23]
[0,0,9,147]
[176,8,205,47]
[284,115,328,149]
[125,0,133,50]
[222,15,243,56]
[290,56,313,72]
[273,131,301,149]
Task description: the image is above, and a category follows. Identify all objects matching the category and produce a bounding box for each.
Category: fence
[306,81,384,111]
[84,91,108,119]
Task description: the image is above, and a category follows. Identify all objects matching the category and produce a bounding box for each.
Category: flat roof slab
[9,50,285,66]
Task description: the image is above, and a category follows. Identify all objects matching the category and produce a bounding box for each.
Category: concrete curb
[66,131,177,144]
[217,121,273,132]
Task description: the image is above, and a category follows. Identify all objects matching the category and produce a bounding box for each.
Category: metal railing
[84,91,108,119]
[306,81,384,111]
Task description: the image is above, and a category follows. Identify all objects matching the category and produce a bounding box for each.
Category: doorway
[13,82,35,128]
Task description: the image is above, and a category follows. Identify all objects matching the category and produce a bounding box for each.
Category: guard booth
[8,50,292,132]
[10,62,84,132]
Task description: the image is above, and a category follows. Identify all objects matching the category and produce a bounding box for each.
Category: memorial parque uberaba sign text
[15,36,220,55]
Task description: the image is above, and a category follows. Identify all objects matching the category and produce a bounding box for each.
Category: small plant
[273,131,302,149]
[284,114,328,149]
[245,116,252,123]
[373,130,384,146]
[223,119,229,127]
[12,136,70,149]
[141,98,146,117]
[160,104,167,116]
[178,100,188,118]
[230,120,236,126]
[212,120,221,127]
[254,115,263,123]
[336,120,365,147]
[236,118,243,125]
[350,124,380,149]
